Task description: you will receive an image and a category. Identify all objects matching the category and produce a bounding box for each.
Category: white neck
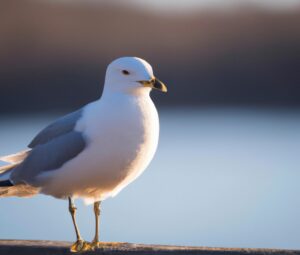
[102,81,152,98]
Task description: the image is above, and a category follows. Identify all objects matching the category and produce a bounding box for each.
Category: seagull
[0,57,167,252]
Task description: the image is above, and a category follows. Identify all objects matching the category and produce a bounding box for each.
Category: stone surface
[0,240,299,255]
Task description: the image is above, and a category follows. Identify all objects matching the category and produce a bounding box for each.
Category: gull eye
[122,70,130,75]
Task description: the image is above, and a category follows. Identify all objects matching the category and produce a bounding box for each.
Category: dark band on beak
[153,78,167,92]
[138,78,167,93]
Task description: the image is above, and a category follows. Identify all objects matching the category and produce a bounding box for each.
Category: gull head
[104,57,167,95]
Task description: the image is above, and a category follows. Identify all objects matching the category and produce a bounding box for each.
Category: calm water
[0,108,300,249]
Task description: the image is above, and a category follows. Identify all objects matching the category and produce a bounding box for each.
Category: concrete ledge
[0,240,299,255]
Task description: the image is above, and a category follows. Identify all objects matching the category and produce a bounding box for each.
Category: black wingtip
[0,180,13,187]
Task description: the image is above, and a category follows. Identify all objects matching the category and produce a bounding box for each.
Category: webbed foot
[70,239,90,252]
[88,241,102,251]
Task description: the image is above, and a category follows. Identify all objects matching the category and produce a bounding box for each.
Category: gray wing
[11,131,86,185]
[28,109,83,148]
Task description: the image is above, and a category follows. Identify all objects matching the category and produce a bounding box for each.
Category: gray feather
[0,150,30,163]
[0,184,39,197]
[0,163,18,175]
[28,109,83,148]
[11,131,86,185]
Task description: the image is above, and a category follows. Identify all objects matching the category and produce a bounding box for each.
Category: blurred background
[0,0,300,250]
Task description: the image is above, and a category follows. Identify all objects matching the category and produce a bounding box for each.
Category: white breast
[41,93,159,203]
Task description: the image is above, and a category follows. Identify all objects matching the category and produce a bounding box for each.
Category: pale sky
[53,0,300,11]
[129,0,300,10]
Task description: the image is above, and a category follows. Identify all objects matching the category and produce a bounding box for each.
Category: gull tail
[0,149,30,164]
[0,163,16,181]
[0,163,38,198]
[0,164,16,196]
[0,149,30,185]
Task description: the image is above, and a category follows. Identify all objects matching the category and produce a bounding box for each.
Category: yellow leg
[68,197,90,252]
[89,201,102,250]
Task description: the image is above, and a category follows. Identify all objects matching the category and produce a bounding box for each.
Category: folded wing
[0,108,85,188]
[11,131,86,185]
[28,109,83,148]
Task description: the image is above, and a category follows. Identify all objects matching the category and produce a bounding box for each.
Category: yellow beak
[138,78,167,93]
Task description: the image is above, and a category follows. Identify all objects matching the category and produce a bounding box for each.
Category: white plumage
[0,57,167,203]
[0,57,167,250]
[40,89,159,203]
